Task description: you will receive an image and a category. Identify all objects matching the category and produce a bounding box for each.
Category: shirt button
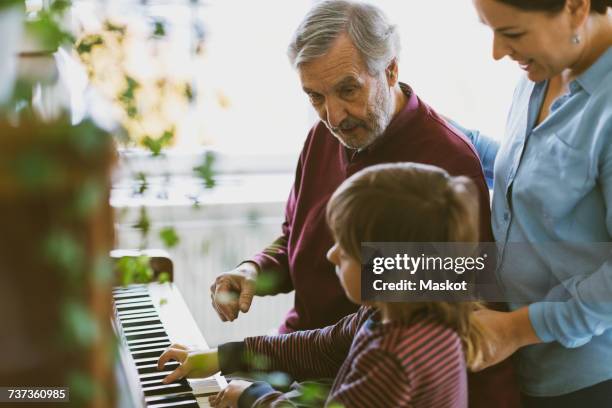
[569,81,580,94]
[504,212,510,221]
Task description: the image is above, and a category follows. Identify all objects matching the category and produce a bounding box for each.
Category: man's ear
[385,58,399,87]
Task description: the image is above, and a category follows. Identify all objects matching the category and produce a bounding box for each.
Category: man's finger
[162,365,187,384]
[211,299,228,322]
[208,389,222,406]
[238,279,255,313]
[215,282,239,321]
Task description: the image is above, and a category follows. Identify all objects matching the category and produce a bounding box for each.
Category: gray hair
[288,0,401,75]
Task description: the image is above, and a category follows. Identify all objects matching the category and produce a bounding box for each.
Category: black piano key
[138,362,179,375]
[128,340,171,351]
[132,347,168,359]
[143,381,192,397]
[123,321,163,330]
[126,329,168,341]
[120,316,162,326]
[128,336,170,346]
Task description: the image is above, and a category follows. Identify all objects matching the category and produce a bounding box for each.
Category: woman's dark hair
[497,0,610,14]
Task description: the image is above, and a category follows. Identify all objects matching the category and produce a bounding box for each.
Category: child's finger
[162,364,187,384]
[209,389,224,407]
[157,348,186,371]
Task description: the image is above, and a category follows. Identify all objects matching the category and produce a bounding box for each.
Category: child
[157,162,487,407]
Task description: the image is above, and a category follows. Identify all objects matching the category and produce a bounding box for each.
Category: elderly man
[210,1,519,406]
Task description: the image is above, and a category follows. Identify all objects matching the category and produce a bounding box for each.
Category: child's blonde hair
[326,162,487,368]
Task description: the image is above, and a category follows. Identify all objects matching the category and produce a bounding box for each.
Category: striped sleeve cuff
[218,341,248,374]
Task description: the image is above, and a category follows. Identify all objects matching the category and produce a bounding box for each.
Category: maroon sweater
[219,307,467,408]
[251,83,492,332]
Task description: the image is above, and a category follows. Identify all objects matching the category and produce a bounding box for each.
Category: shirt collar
[574,46,612,95]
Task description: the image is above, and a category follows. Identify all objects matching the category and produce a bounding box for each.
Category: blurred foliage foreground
[0,114,117,407]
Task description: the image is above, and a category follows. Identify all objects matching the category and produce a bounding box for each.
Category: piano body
[112,253,227,408]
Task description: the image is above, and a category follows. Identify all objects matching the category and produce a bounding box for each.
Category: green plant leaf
[152,19,166,38]
[76,34,104,55]
[193,151,216,188]
[159,227,179,248]
[62,300,99,347]
[157,271,171,284]
[43,230,84,279]
[116,255,154,285]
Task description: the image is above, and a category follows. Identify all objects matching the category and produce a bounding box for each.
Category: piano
[112,282,227,408]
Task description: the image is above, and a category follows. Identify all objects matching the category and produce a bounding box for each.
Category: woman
[454,0,612,406]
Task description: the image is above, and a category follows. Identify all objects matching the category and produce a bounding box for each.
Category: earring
[572,34,581,44]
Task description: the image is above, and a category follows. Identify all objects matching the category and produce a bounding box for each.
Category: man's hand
[157,343,220,384]
[471,307,541,371]
[210,262,258,322]
[209,380,253,408]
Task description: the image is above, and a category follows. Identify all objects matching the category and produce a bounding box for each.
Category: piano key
[195,395,214,408]
[113,287,148,296]
[126,329,168,341]
[139,373,174,384]
[119,311,159,326]
[140,370,175,380]
[113,292,150,300]
[138,361,179,375]
[127,336,170,345]
[123,320,163,329]
[140,376,190,387]
[135,356,167,366]
[143,382,192,397]
[123,323,165,333]
[132,347,168,360]
[116,301,155,312]
[117,307,156,317]
[129,341,171,352]
[148,400,199,408]
[115,297,154,306]
[146,393,199,406]
[128,341,171,352]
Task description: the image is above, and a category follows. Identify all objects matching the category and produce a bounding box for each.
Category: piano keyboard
[113,283,227,407]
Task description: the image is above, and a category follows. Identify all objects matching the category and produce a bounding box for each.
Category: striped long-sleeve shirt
[218,306,467,408]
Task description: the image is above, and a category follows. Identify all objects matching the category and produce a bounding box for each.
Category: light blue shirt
[465,47,612,396]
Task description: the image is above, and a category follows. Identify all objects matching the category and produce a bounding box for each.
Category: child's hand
[157,343,219,383]
[208,380,253,408]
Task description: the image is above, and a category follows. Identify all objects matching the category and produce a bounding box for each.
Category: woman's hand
[209,380,253,408]
[157,343,220,383]
[471,307,541,371]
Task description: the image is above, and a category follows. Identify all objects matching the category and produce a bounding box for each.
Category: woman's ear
[566,0,591,30]
[385,58,399,87]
